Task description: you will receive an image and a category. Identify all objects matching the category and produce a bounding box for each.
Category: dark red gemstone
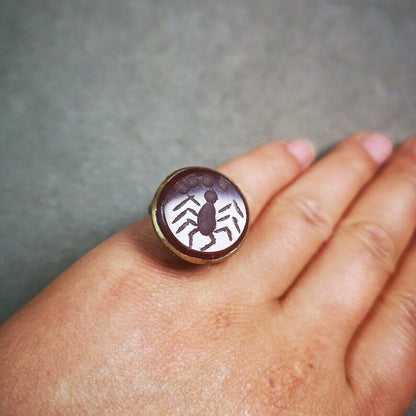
[152,167,249,263]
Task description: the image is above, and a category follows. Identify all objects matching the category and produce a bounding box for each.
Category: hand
[1,132,416,415]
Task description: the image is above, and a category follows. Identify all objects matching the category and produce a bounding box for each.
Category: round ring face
[151,167,249,264]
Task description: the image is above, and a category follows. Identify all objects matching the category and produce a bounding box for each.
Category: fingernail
[360,134,393,164]
[286,139,316,168]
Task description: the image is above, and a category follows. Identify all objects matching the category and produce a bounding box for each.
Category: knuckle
[386,154,416,195]
[381,289,416,340]
[337,138,379,176]
[340,219,397,274]
[280,193,332,238]
[397,169,416,195]
[339,150,372,177]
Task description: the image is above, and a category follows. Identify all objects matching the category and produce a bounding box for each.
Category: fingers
[113,139,315,271]
[346,233,416,413]
[284,138,416,347]
[238,132,393,298]
[218,139,315,224]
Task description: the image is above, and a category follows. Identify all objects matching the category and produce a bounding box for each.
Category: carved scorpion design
[171,173,244,251]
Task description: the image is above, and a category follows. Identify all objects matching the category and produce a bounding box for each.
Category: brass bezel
[150,166,249,265]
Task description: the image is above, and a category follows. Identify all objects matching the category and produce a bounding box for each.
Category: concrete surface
[0,0,415,413]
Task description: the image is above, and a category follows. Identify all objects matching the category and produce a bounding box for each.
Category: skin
[1,131,416,415]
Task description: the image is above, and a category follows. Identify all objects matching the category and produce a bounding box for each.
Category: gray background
[1,0,415,413]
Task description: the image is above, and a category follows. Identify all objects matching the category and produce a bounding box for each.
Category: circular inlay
[151,167,249,264]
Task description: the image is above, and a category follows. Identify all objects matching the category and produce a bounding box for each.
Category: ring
[150,167,250,264]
